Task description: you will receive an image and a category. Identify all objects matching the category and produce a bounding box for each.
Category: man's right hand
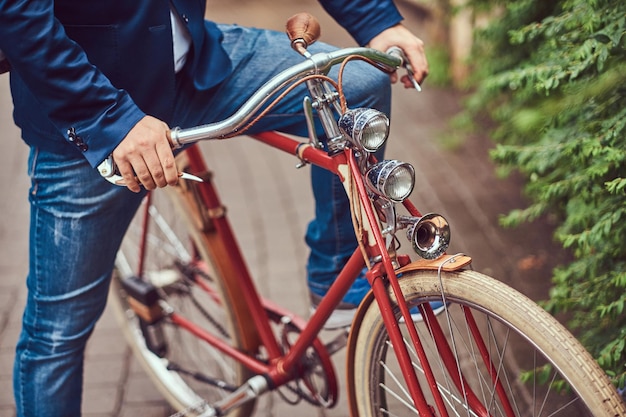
[112,115,179,193]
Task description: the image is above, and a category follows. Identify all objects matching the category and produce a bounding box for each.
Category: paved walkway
[0,1,564,416]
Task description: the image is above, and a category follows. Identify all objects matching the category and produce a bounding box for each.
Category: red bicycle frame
[133,130,514,416]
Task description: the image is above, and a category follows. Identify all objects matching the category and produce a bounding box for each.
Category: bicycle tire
[109,174,259,417]
[348,269,626,416]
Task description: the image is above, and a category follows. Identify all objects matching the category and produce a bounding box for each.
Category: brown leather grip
[285,12,321,54]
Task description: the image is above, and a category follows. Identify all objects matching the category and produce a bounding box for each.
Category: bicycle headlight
[365,160,415,202]
[338,108,390,152]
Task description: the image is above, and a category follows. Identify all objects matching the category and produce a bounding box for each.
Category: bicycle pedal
[121,276,164,324]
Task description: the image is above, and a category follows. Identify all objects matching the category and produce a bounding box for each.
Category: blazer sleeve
[317,0,404,46]
[0,0,145,167]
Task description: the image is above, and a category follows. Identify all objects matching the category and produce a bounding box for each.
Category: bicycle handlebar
[169,47,402,147]
[98,47,403,183]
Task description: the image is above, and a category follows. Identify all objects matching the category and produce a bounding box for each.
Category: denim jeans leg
[13,148,145,417]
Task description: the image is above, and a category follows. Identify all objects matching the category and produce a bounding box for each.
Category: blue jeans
[14,150,146,416]
[14,25,391,416]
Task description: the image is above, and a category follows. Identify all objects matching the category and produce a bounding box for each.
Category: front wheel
[348,269,626,416]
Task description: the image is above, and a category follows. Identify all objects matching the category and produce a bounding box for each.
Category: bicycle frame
[126,124,516,417]
[160,134,367,381]
[108,39,530,415]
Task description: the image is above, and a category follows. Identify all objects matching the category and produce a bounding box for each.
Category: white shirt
[170,9,192,73]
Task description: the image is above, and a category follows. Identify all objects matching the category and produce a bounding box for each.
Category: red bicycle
[103,13,626,417]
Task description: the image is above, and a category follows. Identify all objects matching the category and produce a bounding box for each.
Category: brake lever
[97,155,203,186]
[385,46,422,92]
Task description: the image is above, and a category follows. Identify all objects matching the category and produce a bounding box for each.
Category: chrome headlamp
[338,108,390,153]
[365,160,415,202]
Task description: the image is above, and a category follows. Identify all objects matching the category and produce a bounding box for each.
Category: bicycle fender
[396,254,472,274]
[346,254,471,358]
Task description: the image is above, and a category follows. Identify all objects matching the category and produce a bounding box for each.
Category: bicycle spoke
[148,204,192,263]
[379,379,418,414]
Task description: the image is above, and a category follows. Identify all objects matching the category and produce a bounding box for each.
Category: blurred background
[3,0,611,415]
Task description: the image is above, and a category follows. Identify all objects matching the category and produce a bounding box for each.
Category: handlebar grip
[285,12,321,56]
[385,46,405,65]
[385,46,422,91]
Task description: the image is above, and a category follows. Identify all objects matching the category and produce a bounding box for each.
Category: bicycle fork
[367,254,521,417]
[366,263,442,417]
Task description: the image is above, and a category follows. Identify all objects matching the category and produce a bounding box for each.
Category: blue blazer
[0,0,402,167]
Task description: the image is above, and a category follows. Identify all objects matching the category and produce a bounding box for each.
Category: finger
[399,74,412,89]
[155,141,179,186]
[165,127,175,149]
[122,150,157,191]
[115,159,142,193]
[413,64,429,84]
[141,149,168,188]
[406,50,429,84]
[133,155,159,190]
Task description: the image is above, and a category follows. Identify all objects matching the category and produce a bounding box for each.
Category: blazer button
[181,14,189,23]
[67,127,89,152]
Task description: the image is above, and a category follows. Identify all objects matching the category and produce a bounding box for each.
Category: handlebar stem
[305,78,344,154]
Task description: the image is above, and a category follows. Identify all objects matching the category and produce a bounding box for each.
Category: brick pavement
[0,1,564,416]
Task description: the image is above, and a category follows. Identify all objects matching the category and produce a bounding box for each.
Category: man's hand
[112,115,179,192]
[368,24,429,88]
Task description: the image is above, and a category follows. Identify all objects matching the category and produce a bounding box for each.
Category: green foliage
[425,44,453,87]
[520,364,572,395]
[463,0,626,386]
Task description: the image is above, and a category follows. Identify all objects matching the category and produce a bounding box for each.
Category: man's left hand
[368,24,429,88]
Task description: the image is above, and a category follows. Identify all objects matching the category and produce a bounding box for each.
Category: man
[0,0,428,415]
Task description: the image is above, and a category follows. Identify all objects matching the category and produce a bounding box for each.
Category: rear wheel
[349,269,626,416]
[109,178,258,417]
